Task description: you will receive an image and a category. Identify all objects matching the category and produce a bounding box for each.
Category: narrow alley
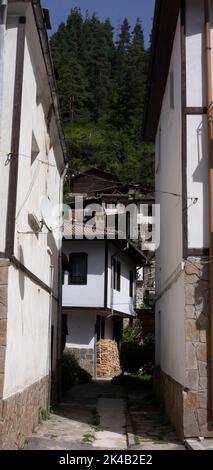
[25,381,185,451]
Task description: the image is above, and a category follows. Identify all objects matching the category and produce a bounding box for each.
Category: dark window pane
[113,258,117,290]
[68,253,88,285]
[129,271,134,298]
[117,261,121,292]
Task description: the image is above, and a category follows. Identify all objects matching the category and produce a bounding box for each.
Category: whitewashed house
[62,222,146,377]
[0,0,66,449]
[143,0,213,439]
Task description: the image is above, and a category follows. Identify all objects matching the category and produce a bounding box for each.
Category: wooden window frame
[113,258,121,292]
[68,253,88,285]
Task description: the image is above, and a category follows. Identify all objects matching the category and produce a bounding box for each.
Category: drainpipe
[47,247,54,412]
[204,0,213,420]
[110,243,129,318]
[0,1,8,144]
[57,164,68,402]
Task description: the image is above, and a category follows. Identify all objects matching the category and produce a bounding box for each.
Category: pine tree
[117,18,131,51]
[49,10,154,185]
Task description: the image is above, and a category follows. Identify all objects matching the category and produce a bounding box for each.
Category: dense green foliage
[120,321,155,374]
[112,373,153,390]
[50,9,154,184]
[122,320,143,343]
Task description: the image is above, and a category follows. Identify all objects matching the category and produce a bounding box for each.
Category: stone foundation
[155,256,213,439]
[0,259,9,429]
[154,368,184,439]
[184,257,213,437]
[0,376,49,450]
[66,347,94,377]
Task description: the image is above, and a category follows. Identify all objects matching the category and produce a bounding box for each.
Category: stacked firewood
[96,339,120,378]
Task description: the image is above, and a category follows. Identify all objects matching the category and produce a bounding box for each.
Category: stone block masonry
[154,256,213,439]
[154,368,184,439]
[0,260,9,404]
[66,347,94,377]
[0,376,49,449]
[184,257,213,437]
[0,260,50,450]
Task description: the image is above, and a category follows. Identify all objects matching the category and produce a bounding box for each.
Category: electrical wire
[0,151,200,203]
[16,162,40,220]
[0,150,62,170]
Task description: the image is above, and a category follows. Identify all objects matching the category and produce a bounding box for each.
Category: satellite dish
[40,195,55,231]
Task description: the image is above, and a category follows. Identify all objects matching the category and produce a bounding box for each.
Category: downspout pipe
[0,0,8,144]
[57,163,68,402]
[110,243,129,318]
[204,0,213,421]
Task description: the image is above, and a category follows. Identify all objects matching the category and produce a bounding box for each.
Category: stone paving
[185,438,213,450]
[127,390,185,450]
[25,381,185,451]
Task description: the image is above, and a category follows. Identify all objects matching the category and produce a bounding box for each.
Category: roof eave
[142,0,181,142]
[31,0,68,167]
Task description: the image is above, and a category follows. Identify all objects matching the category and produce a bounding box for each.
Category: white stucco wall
[0,17,18,252]
[3,3,64,397]
[4,265,50,398]
[185,0,210,249]
[186,0,206,108]
[14,5,62,289]
[187,115,209,248]
[63,239,136,317]
[65,311,114,352]
[155,15,183,290]
[155,273,185,384]
[66,310,96,349]
[155,15,186,385]
[63,240,105,308]
[107,243,136,317]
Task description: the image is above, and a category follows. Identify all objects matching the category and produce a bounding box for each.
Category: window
[170,70,174,109]
[148,204,153,240]
[68,253,88,285]
[113,259,121,291]
[62,253,69,285]
[129,271,134,298]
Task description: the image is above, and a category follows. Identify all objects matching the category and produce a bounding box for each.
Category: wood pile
[96,339,120,378]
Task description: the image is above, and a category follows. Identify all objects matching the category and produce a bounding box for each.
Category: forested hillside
[50,8,154,185]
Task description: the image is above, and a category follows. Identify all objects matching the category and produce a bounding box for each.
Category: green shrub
[122,321,143,344]
[142,335,155,363]
[120,330,155,374]
[61,352,92,392]
[120,342,143,374]
[112,373,153,390]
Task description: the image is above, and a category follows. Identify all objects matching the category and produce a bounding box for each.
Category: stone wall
[0,376,49,450]
[154,368,184,439]
[184,257,213,437]
[66,347,94,377]
[0,260,51,450]
[0,259,9,431]
[155,256,213,439]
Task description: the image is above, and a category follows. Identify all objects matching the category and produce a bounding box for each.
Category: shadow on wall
[187,9,209,247]
[18,245,25,300]
[192,118,209,247]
